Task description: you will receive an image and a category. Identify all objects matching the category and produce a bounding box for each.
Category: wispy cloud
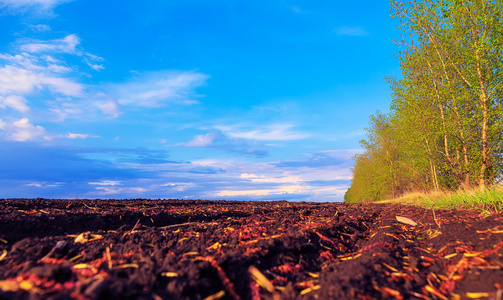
[215,123,310,141]
[64,133,98,139]
[83,55,105,71]
[240,173,302,184]
[333,26,369,37]
[96,99,121,118]
[0,34,102,101]
[0,64,82,97]
[0,32,107,123]
[26,181,63,187]
[18,34,105,70]
[111,71,208,108]
[93,186,147,195]
[183,130,268,157]
[28,24,51,32]
[0,0,73,14]
[0,95,29,113]
[275,149,363,168]
[20,34,80,54]
[89,180,122,186]
[88,180,147,195]
[47,99,84,122]
[161,182,195,192]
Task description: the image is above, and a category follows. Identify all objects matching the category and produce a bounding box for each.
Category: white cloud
[29,24,51,32]
[0,35,103,97]
[20,34,80,54]
[83,53,105,71]
[240,173,302,184]
[94,186,147,195]
[187,153,354,201]
[47,64,71,73]
[93,187,120,194]
[26,181,63,187]
[161,182,195,192]
[0,33,106,122]
[0,62,83,97]
[216,186,304,197]
[39,75,82,96]
[88,180,122,186]
[0,95,29,113]
[240,173,261,179]
[42,55,59,64]
[0,0,73,13]
[113,71,208,107]
[215,123,310,141]
[333,26,369,37]
[0,118,97,142]
[64,133,96,139]
[215,184,348,199]
[86,62,104,71]
[185,131,218,147]
[1,23,104,137]
[47,99,83,122]
[0,65,41,95]
[97,99,121,118]
[0,53,40,71]
[88,180,150,195]
[3,118,52,142]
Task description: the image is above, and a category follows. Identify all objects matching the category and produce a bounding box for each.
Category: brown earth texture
[0,199,502,300]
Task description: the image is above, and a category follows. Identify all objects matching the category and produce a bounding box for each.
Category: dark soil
[0,199,502,300]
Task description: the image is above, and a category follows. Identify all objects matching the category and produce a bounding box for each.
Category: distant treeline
[345,0,503,203]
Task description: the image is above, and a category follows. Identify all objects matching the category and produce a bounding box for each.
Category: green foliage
[345,0,503,203]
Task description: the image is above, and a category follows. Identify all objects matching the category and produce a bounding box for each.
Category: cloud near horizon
[0,144,353,201]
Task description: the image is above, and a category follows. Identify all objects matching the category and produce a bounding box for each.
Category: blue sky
[0,0,399,201]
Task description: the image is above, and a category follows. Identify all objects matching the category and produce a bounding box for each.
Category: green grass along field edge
[375,185,503,216]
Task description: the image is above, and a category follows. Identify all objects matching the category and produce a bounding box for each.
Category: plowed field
[0,199,502,299]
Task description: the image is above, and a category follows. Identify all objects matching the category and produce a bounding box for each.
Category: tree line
[345,0,503,203]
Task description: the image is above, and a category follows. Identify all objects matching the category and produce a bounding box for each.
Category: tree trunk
[424,138,439,191]
[476,51,489,189]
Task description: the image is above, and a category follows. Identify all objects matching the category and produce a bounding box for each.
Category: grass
[377,185,503,216]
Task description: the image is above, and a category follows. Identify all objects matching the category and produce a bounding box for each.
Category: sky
[0,0,400,202]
